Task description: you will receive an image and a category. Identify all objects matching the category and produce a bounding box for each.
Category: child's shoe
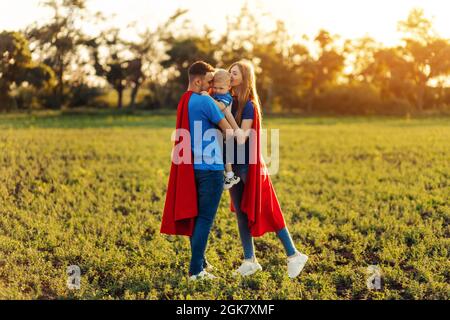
[224,174,240,190]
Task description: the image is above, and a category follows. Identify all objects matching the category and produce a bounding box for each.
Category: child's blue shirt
[211,92,233,107]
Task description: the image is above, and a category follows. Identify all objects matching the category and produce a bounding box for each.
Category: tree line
[1,0,449,115]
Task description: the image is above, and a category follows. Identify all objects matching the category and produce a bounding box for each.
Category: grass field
[0,110,449,300]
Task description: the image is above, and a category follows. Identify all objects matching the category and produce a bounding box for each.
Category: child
[202,69,241,190]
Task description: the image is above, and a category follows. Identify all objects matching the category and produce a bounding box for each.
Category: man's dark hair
[188,61,215,81]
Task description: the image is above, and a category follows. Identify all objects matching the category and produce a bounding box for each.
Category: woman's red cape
[230,102,286,237]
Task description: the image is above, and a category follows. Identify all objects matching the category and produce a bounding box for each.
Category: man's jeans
[189,170,224,276]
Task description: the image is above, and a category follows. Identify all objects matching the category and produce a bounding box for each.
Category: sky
[1,0,449,46]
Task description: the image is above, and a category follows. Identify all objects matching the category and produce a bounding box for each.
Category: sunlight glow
[1,0,449,46]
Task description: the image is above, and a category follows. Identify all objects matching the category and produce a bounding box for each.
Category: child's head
[212,69,231,95]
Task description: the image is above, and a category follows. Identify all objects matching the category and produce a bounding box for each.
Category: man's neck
[187,84,200,93]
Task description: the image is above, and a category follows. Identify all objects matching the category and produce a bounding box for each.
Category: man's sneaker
[233,259,262,277]
[224,175,240,190]
[189,270,217,281]
[287,251,308,279]
[203,259,215,271]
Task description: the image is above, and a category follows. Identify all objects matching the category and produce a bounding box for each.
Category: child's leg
[225,163,235,178]
[223,137,239,188]
[223,142,234,179]
[223,163,240,190]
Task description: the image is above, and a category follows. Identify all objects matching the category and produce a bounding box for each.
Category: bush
[68,83,103,108]
[14,86,42,110]
[313,84,416,116]
[0,92,18,111]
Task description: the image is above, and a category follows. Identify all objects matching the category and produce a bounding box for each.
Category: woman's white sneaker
[189,270,217,281]
[233,259,262,277]
[287,251,308,279]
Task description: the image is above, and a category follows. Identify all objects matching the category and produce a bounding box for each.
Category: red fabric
[230,101,286,237]
[160,91,198,236]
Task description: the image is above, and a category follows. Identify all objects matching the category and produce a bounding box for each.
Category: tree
[254,21,309,113]
[217,2,265,68]
[343,36,380,84]
[85,28,129,108]
[161,30,217,107]
[84,9,187,109]
[369,47,415,103]
[126,9,187,109]
[26,0,93,108]
[397,8,450,110]
[0,31,55,110]
[303,30,345,112]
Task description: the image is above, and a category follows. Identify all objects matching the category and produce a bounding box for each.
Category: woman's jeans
[229,164,297,259]
[189,170,224,276]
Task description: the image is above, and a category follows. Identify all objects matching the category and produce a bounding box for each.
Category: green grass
[0,111,449,299]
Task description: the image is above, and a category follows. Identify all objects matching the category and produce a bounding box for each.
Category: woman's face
[230,65,243,87]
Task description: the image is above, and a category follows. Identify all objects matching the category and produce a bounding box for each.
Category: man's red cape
[230,101,286,237]
[160,91,198,236]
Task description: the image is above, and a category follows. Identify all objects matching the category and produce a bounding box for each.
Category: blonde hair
[228,60,262,125]
[213,69,231,85]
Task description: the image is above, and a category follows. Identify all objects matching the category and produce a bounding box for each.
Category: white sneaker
[204,260,215,271]
[224,175,240,190]
[233,259,262,277]
[189,270,217,281]
[287,251,308,279]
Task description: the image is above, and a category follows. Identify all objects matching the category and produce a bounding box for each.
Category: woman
[227,60,308,279]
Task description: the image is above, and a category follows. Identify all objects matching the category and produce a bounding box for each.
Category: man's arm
[207,95,227,111]
[221,106,246,144]
[217,118,234,141]
[202,93,244,140]
[237,119,253,145]
[201,91,227,111]
[209,98,241,132]
[203,96,234,141]
[222,106,240,130]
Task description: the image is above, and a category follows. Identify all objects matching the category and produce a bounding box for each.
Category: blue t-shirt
[188,93,225,170]
[230,100,255,165]
[212,92,233,107]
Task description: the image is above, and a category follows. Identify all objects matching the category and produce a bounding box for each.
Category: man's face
[200,72,214,91]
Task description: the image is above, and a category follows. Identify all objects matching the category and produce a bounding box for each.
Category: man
[160,61,234,280]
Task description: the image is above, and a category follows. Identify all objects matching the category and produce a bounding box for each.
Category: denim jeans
[189,170,224,276]
[229,164,297,259]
